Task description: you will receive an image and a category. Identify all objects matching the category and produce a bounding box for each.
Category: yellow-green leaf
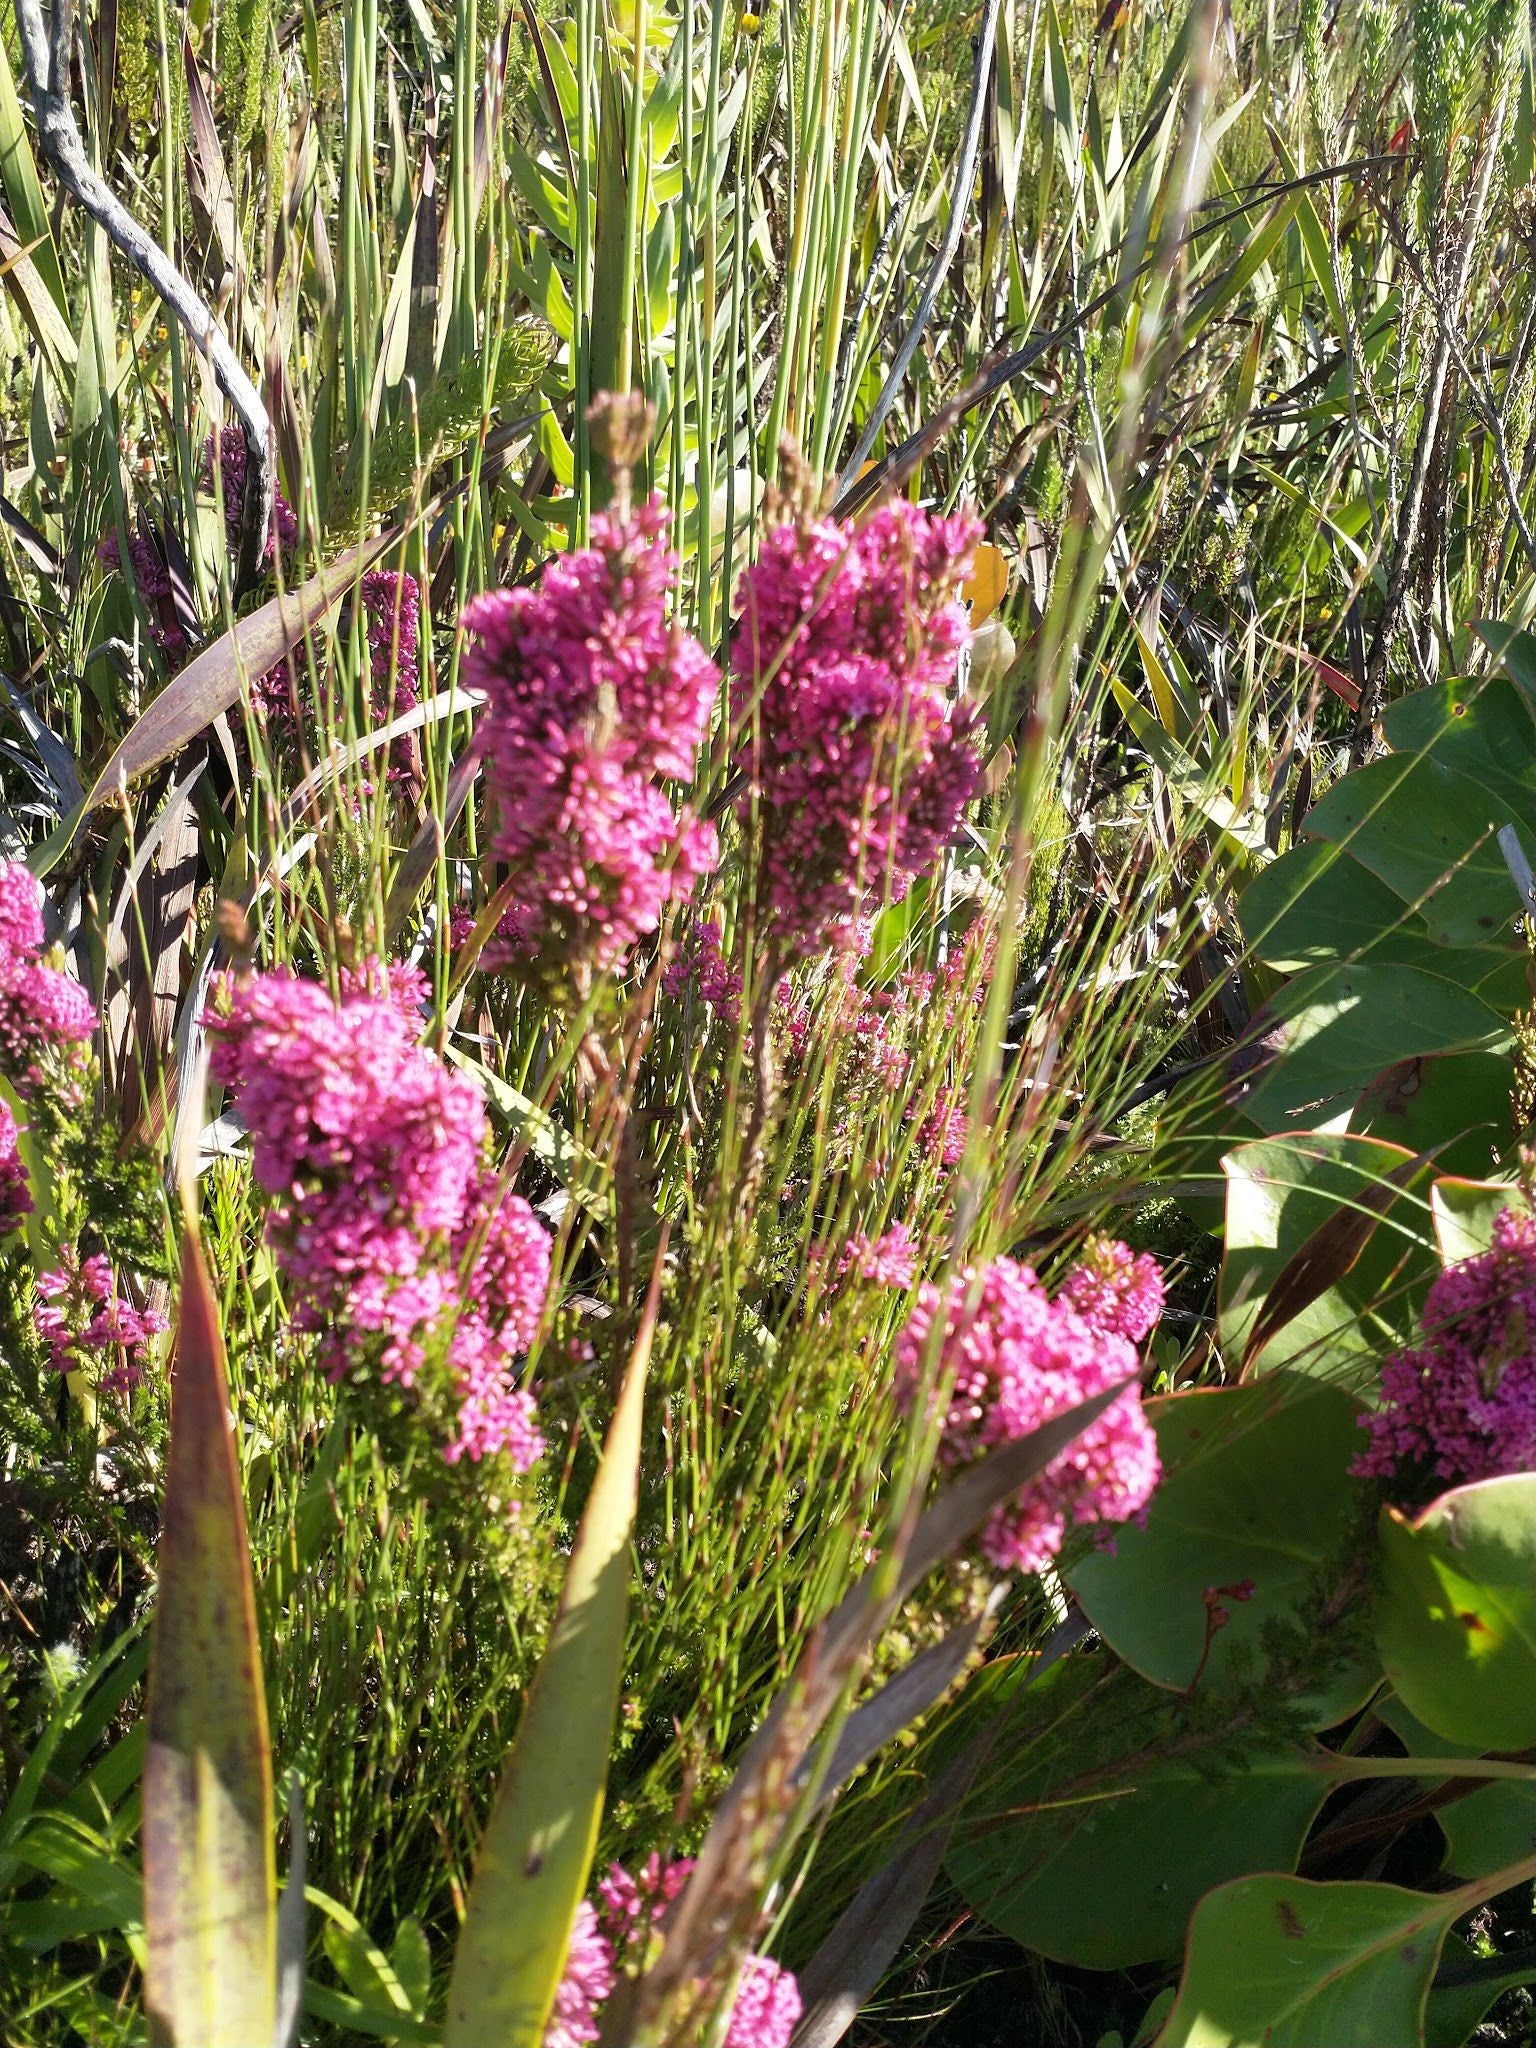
[443,1273,659,2046]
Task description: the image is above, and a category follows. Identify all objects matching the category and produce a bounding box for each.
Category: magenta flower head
[896,1248,1162,1575]
[206,425,299,561]
[548,1857,800,2048]
[206,963,551,1477]
[0,1098,32,1231]
[34,1251,167,1396]
[1355,1202,1536,1491]
[460,500,720,987]
[0,860,95,1088]
[732,499,983,959]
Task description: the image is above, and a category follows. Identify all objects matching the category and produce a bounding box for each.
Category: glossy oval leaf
[1066,1377,1371,1727]
[143,1228,275,2048]
[945,1654,1330,1969]
[1375,1475,1536,1752]
[1158,1875,1457,2048]
[443,1282,658,2047]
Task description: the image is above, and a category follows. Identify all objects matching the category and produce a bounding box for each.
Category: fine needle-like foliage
[3,2,1536,2046]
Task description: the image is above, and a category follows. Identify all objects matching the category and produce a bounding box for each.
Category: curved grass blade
[443,1253,664,2048]
[142,1224,275,2048]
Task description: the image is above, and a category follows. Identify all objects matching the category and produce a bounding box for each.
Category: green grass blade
[443,1259,662,2047]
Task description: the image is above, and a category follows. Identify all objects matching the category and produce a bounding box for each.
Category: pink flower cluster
[462,500,719,982]
[34,1252,167,1395]
[97,525,190,658]
[733,501,982,957]
[0,1099,32,1232]
[549,1856,801,2048]
[1354,1203,1536,1489]
[839,1221,918,1289]
[662,915,742,1026]
[206,965,550,1471]
[207,424,300,562]
[0,861,94,1086]
[896,1237,1164,1574]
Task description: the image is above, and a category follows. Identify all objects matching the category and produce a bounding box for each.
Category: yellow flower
[740,9,761,30]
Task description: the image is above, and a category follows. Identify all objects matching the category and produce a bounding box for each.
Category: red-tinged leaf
[143,1228,275,2048]
[1300,647,1359,710]
[82,534,402,816]
[1239,1148,1430,1372]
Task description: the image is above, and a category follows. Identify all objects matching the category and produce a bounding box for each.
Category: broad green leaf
[1236,965,1508,1134]
[1219,1134,1433,1378]
[1158,1873,1494,2048]
[443,1278,658,2046]
[1301,753,1528,952]
[1378,1694,1536,1880]
[1430,1176,1512,1265]
[1376,1476,1536,1752]
[946,1655,1330,1969]
[1067,1378,1371,1727]
[143,1228,275,2048]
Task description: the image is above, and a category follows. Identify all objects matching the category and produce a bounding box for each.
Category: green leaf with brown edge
[1375,1475,1536,1753]
[1238,1148,1430,1373]
[443,1259,662,2048]
[1158,1859,1536,2048]
[80,531,405,817]
[142,1226,275,2048]
[1220,1132,1436,1379]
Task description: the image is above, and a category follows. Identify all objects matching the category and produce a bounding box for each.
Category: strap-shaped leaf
[142,1227,275,2047]
[444,1268,660,2047]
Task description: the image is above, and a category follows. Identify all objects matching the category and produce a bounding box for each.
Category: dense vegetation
[3,0,1536,2043]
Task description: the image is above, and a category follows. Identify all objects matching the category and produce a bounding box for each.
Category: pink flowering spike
[0,860,95,1090]
[205,964,553,1475]
[895,1251,1162,1576]
[724,1956,802,2048]
[838,1222,918,1289]
[1355,1203,1536,1491]
[1058,1236,1166,1344]
[732,501,983,959]
[662,915,743,1026]
[544,1901,616,2048]
[0,861,46,954]
[0,1099,31,1230]
[33,1248,166,1393]
[461,500,720,985]
[206,425,298,561]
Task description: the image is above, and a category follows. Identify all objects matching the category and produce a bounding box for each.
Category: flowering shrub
[733,500,982,959]
[206,964,550,1474]
[1354,1202,1536,1491]
[548,1858,801,2048]
[896,1238,1163,1574]
[34,1251,166,1394]
[463,498,719,985]
[0,861,94,1086]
